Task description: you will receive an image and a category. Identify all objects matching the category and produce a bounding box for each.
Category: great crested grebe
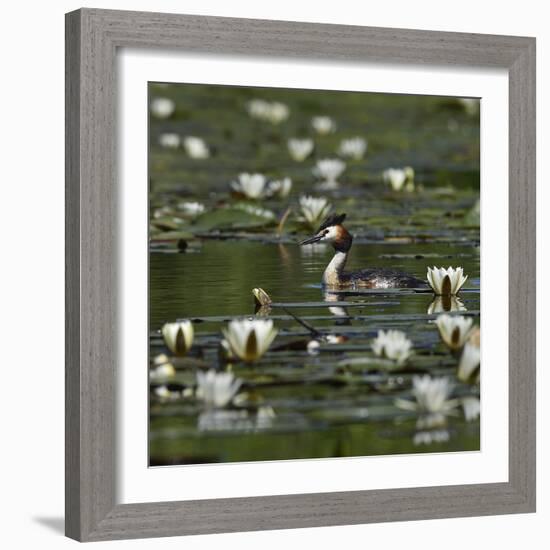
[300,213,428,289]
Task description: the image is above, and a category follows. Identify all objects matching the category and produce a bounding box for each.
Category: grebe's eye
[323,230,329,235]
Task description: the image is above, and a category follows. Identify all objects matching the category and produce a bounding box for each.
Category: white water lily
[435,314,474,352]
[412,376,455,413]
[149,353,176,380]
[299,195,332,227]
[427,296,467,314]
[234,203,275,220]
[313,159,346,184]
[462,396,481,422]
[288,138,314,162]
[311,115,336,134]
[256,406,276,429]
[267,177,292,198]
[178,201,205,216]
[150,97,175,119]
[458,327,480,382]
[247,98,270,119]
[465,198,480,226]
[382,167,415,191]
[458,97,479,115]
[198,409,251,432]
[338,137,367,159]
[183,136,210,159]
[150,363,175,380]
[196,370,242,408]
[218,339,235,361]
[154,385,181,401]
[152,353,170,365]
[161,320,194,357]
[197,407,275,432]
[230,173,268,199]
[266,101,289,124]
[158,132,180,148]
[371,330,413,365]
[427,266,468,296]
[396,376,459,428]
[222,319,278,362]
[153,205,172,219]
[247,99,289,124]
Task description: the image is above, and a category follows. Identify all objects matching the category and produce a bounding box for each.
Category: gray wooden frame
[65,8,536,542]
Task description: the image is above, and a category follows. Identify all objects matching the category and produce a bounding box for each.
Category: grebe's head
[300,213,352,252]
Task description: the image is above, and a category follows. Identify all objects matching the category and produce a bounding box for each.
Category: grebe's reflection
[323,291,351,325]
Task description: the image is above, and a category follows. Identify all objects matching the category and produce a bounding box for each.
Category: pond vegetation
[148,83,480,465]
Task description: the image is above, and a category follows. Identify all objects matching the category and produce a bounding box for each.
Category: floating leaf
[193,207,276,231]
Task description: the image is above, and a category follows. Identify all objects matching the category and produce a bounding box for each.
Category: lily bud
[161,320,194,357]
[222,319,278,362]
[252,287,272,307]
[427,266,468,296]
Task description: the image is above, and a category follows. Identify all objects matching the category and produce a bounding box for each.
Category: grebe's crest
[300,212,350,247]
[316,212,346,232]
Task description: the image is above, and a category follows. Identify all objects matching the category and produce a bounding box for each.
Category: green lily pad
[193,207,276,231]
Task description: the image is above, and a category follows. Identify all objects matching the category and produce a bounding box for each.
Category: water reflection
[277,243,291,268]
[198,409,250,432]
[413,429,450,446]
[323,291,350,324]
[427,295,467,314]
[299,242,328,257]
[254,304,272,316]
[198,407,277,433]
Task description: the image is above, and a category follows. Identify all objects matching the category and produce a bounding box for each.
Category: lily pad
[193,207,277,231]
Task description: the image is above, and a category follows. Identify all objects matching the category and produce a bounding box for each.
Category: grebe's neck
[321,225,353,287]
[322,250,348,286]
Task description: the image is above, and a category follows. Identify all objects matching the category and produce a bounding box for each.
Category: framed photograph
[65,8,536,542]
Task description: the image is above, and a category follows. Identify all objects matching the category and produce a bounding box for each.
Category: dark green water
[148,82,480,465]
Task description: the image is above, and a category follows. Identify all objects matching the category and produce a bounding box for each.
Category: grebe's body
[301,213,427,289]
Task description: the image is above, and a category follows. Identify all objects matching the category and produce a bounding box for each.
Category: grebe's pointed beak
[300,233,323,245]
